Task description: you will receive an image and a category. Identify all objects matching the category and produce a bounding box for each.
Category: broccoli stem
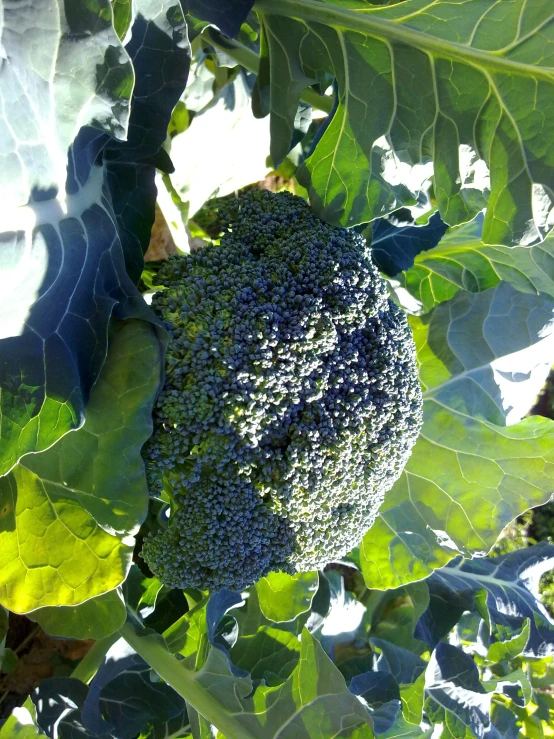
[70,635,119,684]
[119,617,257,739]
[199,28,334,114]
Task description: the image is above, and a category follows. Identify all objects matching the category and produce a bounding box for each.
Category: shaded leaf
[105,0,191,282]
[370,640,426,724]
[424,642,492,738]
[370,639,426,687]
[415,544,554,657]
[82,639,188,739]
[370,212,448,277]
[367,700,401,736]
[349,671,400,707]
[32,678,109,739]
[181,0,254,38]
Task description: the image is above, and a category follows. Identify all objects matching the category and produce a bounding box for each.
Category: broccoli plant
[1,1,554,738]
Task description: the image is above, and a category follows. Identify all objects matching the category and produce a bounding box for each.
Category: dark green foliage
[141,190,422,591]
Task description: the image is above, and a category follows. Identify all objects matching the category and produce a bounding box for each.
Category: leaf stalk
[199,28,334,114]
[119,618,257,739]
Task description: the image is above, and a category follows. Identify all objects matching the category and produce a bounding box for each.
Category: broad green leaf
[112,0,132,39]
[400,673,425,726]
[415,282,554,425]
[28,590,126,640]
[254,0,554,245]
[401,215,554,313]
[0,319,162,613]
[366,581,429,653]
[360,283,554,589]
[255,571,319,622]
[164,598,211,663]
[199,630,374,737]
[0,0,188,476]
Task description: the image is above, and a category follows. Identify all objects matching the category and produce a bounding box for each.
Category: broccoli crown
[142,190,422,591]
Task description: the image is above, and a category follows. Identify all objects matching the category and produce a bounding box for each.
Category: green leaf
[367,581,429,653]
[379,713,432,739]
[0,701,44,738]
[255,0,554,245]
[255,571,319,622]
[400,673,425,726]
[415,282,554,425]
[231,625,301,681]
[207,628,375,736]
[122,620,374,738]
[112,0,132,39]
[401,215,554,313]
[486,620,530,664]
[28,590,126,640]
[0,319,162,613]
[360,283,554,589]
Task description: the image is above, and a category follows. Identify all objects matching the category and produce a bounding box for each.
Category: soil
[0,613,93,719]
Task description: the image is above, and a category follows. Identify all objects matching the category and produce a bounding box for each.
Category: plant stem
[14,625,40,656]
[119,618,257,739]
[70,634,119,684]
[199,28,333,114]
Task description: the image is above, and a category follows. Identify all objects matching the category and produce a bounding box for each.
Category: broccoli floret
[141,190,422,591]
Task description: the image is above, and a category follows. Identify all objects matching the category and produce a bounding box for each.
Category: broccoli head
[141,190,422,591]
